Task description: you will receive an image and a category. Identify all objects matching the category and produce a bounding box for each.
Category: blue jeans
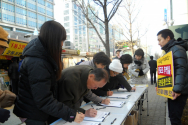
[25,119,47,125]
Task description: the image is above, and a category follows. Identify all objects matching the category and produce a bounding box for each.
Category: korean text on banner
[157,51,174,99]
[2,40,27,57]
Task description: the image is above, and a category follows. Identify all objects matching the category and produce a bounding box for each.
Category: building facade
[0,0,54,34]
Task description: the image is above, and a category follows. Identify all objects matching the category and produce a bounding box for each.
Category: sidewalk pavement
[139,83,166,125]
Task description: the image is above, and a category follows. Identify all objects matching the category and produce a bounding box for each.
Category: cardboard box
[124,110,138,125]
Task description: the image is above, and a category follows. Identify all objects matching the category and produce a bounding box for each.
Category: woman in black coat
[13,21,84,125]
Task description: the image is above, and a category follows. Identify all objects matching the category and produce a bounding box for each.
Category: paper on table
[108,93,131,99]
[84,111,110,122]
[136,85,148,87]
[62,121,101,125]
[99,101,125,108]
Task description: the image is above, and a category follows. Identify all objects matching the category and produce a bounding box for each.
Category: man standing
[157,29,188,125]
[8,57,19,95]
[148,56,157,85]
[57,65,109,117]
[113,50,121,59]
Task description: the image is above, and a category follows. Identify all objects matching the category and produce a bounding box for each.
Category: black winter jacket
[92,66,132,96]
[13,38,76,122]
[162,39,188,95]
[148,60,157,71]
[8,62,19,80]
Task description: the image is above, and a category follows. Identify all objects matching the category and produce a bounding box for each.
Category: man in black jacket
[157,29,188,125]
[148,56,157,85]
[58,66,109,117]
[8,57,19,95]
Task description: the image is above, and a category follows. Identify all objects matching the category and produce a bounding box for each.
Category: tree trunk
[105,22,110,57]
[104,0,110,57]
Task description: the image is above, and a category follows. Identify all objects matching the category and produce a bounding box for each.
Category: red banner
[158,64,172,76]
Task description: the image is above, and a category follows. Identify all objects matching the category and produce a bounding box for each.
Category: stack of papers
[99,101,125,108]
[84,111,110,122]
[108,93,131,99]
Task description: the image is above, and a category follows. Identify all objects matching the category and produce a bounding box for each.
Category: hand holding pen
[107,89,113,96]
[74,110,85,123]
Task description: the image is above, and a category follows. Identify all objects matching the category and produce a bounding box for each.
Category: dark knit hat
[120,54,133,64]
[135,48,144,57]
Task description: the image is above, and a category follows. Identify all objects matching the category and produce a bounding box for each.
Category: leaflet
[99,101,125,108]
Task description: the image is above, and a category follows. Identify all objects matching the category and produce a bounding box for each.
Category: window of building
[16,17,26,25]
[64,16,69,22]
[16,0,26,7]
[8,0,14,3]
[16,7,26,16]
[38,15,45,22]
[65,3,69,8]
[38,6,45,14]
[75,36,78,40]
[65,41,70,46]
[64,10,69,15]
[64,22,69,27]
[28,11,37,19]
[47,10,53,17]
[66,29,70,33]
[74,4,77,9]
[2,3,15,12]
[66,35,70,40]
[28,2,36,11]
[2,14,15,23]
[74,10,77,15]
[74,16,77,25]
[46,2,53,9]
[28,20,36,28]
[75,29,78,34]
[38,0,45,6]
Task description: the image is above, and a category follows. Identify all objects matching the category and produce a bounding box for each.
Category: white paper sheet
[61,121,100,125]
[108,93,131,99]
[136,85,148,88]
[84,111,110,122]
[99,101,125,108]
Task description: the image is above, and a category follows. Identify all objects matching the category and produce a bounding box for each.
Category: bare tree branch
[108,0,123,21]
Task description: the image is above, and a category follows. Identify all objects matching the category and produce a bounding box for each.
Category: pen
[91,105,94,109]
[111,118,117,124]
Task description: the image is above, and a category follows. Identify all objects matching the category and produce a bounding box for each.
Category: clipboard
[97,101,126,108]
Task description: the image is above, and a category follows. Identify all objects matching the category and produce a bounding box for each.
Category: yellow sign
[2,40,27,57]
[157,51,174,99]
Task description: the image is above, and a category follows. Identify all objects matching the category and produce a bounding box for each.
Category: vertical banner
[157,51,174,99]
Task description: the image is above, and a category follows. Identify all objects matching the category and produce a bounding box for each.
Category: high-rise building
[60,1,87,51]
[0,0,54,34]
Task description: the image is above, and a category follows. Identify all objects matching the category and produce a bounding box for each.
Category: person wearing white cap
[91,59,134,97]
